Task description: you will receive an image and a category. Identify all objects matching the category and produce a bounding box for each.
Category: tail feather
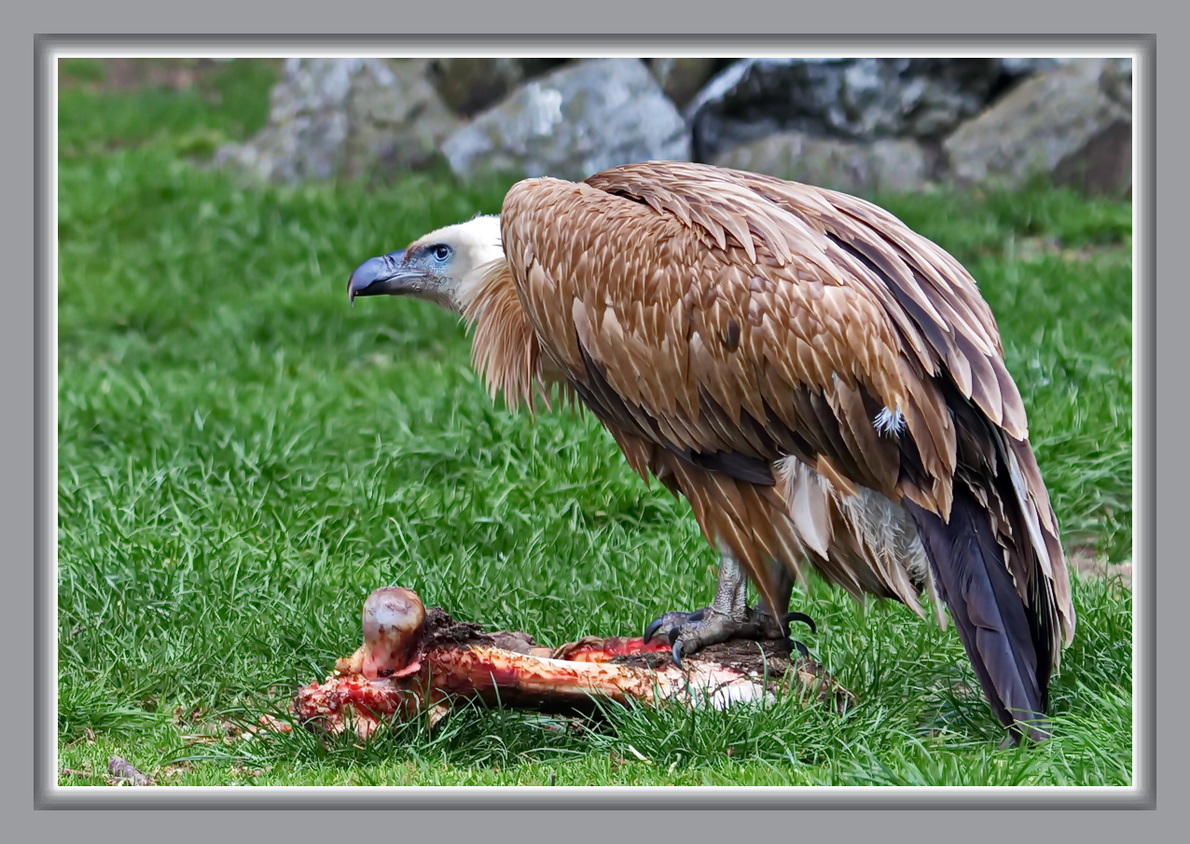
[906,486,1052,741]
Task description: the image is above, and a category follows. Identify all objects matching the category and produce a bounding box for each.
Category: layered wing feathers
[504,165,928,505]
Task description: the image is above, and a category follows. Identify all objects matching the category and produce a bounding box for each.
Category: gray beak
[347,249,430,302]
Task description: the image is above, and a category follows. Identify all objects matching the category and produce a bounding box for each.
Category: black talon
[643,619,664,644]
[667,628,688,669]
[788,638,810,659]
[671,639,685,670]
[645,605,792,667]
[644,610,697,644]
[783,611,817,634]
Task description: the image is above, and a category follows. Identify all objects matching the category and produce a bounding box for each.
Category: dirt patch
[1014,235,1130,264]
[1068,546,1132,589]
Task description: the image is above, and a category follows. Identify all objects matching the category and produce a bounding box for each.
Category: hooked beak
[347,250,433,303]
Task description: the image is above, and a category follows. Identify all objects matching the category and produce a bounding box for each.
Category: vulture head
[347,215,504,314]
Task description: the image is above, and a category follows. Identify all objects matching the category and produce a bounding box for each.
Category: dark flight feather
[906,485,1051,742]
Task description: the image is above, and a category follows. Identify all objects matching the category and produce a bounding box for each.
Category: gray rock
[428,58,567,117]
[648,57,728,110]
[713,131,935,195]
[687,58,1004,161]
[943,58,1132,196]
[442,58,691,181]
[997,57,1071,77]
[216,58,460,184]
[1099,57,1133,111]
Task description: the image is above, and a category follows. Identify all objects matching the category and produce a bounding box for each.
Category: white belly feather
[775,456,945,627]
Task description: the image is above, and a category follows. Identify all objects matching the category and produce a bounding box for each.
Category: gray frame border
[31,31,1154,815]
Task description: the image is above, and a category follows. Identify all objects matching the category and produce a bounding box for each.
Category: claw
[783,611,817,635]
[644,610,696,644]
[788,638,810,659]
[643,618,664,645]
[671,639,685,670]
[666,628,688,669]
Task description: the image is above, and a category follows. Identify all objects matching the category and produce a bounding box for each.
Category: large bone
[293,587,853,738]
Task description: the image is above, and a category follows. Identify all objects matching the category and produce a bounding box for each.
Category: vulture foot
[644,607,816,669]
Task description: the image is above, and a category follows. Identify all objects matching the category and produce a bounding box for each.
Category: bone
[359,586,426,678]
[293,586,854,739]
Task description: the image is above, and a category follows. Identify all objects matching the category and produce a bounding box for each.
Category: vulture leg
[643,554,814,666]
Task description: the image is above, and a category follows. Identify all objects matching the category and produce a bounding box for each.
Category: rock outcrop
[217,56,1131,197]
[216,58,460,184]
[440,58,690,181]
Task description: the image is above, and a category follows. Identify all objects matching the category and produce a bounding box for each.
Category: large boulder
[943,58,1132,196]
[215,58,460,183]
[713,131,935,195]
[441,58,691,181]
[687,58,1006,161]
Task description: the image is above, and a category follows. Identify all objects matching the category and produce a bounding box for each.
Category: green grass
[55,60,1134,788]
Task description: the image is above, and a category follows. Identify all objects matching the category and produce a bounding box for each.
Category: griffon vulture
[347,161,1076,742]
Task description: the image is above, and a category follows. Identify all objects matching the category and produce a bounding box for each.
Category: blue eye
[431,244,452,262]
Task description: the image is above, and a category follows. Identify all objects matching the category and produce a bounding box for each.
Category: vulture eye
[431,244,452,262]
